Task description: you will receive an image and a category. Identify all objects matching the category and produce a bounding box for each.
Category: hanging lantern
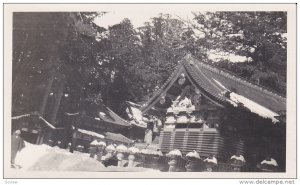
[160,92,166,104]
[160,97,166,104]
[178,73,186,85]
[178,78,185,85]
[195,88,200,94]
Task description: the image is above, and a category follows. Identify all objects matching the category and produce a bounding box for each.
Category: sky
[93,9,195,29]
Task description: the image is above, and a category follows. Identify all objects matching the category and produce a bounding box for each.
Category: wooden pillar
[36,134,40,144]
[36,131,44,145]
[50,74,66,125]
[40,135,44,145]
[182,131,189,154]
[39,67,55,116]
[196,130,203,152]
[170,131,175,151]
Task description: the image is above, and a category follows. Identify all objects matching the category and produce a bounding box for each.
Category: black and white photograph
[3,3,297,179]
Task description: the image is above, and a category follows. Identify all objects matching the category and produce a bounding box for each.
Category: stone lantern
[96,141,107,161]
[185,150,201,172]
[203,154,218,172]
[166,149,182,172]
[102,144,115,160]
[89,139,98,158]
[229,154,246,172]
[116,144,128,167]
[257,156,279,172]
[127,146,140,168]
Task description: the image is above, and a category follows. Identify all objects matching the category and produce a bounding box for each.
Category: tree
[192,12,287,95]
[12,13,73,115]
[136,14,206,99]
[12,12,105,124]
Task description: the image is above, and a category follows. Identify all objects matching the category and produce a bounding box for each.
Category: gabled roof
[77,128,105,139]
[141,54,286,120]
[98,106,132,127]
[12,113,64,129]
[125,101,148,128]
[66,105,132,128]
[104,132,134,144]
[184,55,285,112]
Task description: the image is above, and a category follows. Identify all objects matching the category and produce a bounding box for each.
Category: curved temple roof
[104,132,134,144]
[98,106,132,127]
[141,54,286,121]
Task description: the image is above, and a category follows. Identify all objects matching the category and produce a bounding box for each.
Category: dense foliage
[193,12,287,94]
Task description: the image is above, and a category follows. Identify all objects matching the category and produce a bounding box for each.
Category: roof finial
[184,53,193,65]
[185,53,192,59]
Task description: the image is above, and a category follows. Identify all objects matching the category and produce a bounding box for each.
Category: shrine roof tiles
[141,54,286,114]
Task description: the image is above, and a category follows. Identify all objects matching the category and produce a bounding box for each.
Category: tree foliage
[193,12,287,94]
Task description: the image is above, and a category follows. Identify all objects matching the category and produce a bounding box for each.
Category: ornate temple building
[140,54,286,168]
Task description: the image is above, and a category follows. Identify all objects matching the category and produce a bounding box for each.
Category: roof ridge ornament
[189,60,194,65]
[183,53,194,65]
[185,53,192,59]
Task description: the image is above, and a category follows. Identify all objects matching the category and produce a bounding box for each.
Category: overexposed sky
[93,9,196,28]
[208,52,249,63]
